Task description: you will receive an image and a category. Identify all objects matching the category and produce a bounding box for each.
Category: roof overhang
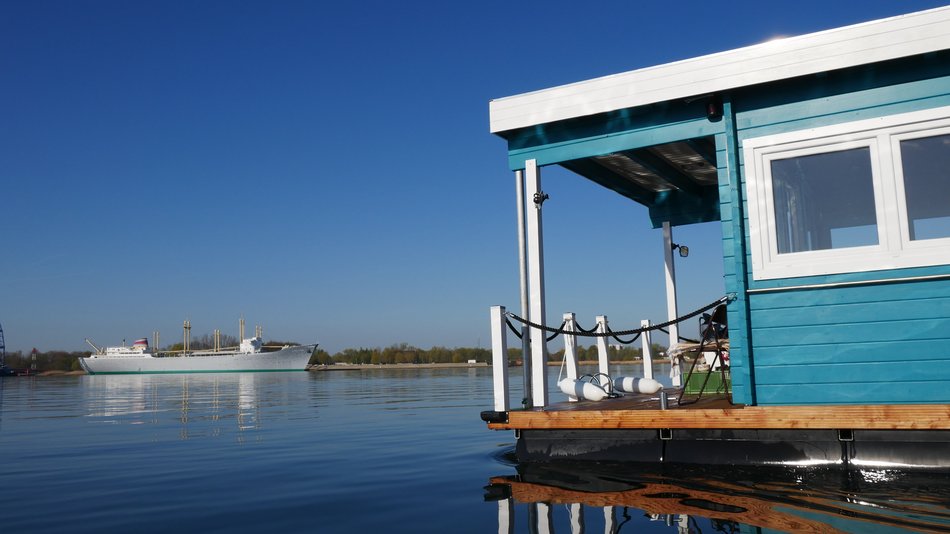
[489,6,950,134]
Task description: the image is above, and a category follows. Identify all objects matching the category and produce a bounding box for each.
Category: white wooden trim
[744,105,950,280]
[490,7,950,133]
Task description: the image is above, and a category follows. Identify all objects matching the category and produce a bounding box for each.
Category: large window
[744,106,950,280]
[898,133,950,241]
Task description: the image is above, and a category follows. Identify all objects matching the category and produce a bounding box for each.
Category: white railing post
[497,498,514,534]
[490,306,510,412]
[641,319,654,380]
[596,315,610,388]
[531,503,552,534]
[563,313,579,401]
[569,503,584,534]
[671,352,682,387]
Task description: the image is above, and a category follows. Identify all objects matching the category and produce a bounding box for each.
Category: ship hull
[79,345,315,374]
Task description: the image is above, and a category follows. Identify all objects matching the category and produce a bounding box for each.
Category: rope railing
[505,294,733,338]
[546,320,567,342]
[504,317,524,339]
[607,329,641,345]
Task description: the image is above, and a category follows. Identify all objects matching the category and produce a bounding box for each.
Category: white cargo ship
[79,337,315,374]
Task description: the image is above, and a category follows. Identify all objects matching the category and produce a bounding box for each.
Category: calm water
[1,365,949,533]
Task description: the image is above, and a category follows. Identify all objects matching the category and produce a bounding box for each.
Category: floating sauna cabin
[483,7,950,467]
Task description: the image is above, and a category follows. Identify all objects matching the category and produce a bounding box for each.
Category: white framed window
[744,106,950,280]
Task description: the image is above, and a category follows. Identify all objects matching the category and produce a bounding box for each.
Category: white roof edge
[489,6,950,134]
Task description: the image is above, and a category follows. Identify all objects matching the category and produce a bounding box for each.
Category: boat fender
[612,376,663,395]
[557,378,608,402]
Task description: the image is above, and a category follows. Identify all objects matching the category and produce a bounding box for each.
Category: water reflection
[83,373,271,441]
[487,461,950,532]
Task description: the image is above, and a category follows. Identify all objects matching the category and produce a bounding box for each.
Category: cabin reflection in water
[486,462,950,533]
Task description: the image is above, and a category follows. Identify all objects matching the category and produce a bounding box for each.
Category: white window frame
[744,105,950,281]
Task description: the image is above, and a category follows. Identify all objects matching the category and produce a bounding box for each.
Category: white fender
[612,376,664,395]
[557,378,608,401]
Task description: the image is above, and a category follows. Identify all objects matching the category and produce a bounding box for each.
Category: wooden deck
[487,390,950,431]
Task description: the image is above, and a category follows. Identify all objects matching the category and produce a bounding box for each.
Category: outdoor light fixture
[706,95,723,120]
[672,243,689,258]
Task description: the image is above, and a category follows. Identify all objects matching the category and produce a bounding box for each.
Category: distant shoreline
[310,360,658,371]
[9,361,659,376]
[310,362,490,371]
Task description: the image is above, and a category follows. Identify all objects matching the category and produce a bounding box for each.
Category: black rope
[506,295,733,338]
[572,320,600,334]
[608,329,641,345]
[546,320,567,342]
[504,317,523,339]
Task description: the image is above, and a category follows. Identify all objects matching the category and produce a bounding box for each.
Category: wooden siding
[729,66,950,405]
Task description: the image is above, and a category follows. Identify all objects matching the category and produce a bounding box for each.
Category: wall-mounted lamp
[706,95,723,121]
[672,243,689,258]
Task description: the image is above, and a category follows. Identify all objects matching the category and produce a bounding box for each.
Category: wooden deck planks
[487,403,950,430]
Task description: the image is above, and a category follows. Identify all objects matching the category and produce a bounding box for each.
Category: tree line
[3,341,670,372]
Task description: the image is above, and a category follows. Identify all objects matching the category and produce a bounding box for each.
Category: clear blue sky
[2,0,946,354]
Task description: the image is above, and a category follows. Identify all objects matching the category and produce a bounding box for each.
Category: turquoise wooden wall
[724,55,950,405]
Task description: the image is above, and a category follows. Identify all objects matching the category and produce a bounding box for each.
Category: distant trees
[330,344,491,365]
[308,348,332,365]
[4,350,88,372]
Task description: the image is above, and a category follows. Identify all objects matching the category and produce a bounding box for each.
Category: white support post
[640,319,654,380]
[663,221,680,349]
[515,169,532,408]
[524,159,549,408]
[490,306,510,412]
[569,503,584,534]
[563,313,578,402]
[596,315,610,388]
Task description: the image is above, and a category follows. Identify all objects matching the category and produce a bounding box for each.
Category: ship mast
[183,320,191,353]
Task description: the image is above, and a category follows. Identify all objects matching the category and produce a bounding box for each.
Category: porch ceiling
[591,139,718,192]
[561,136,719,210]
